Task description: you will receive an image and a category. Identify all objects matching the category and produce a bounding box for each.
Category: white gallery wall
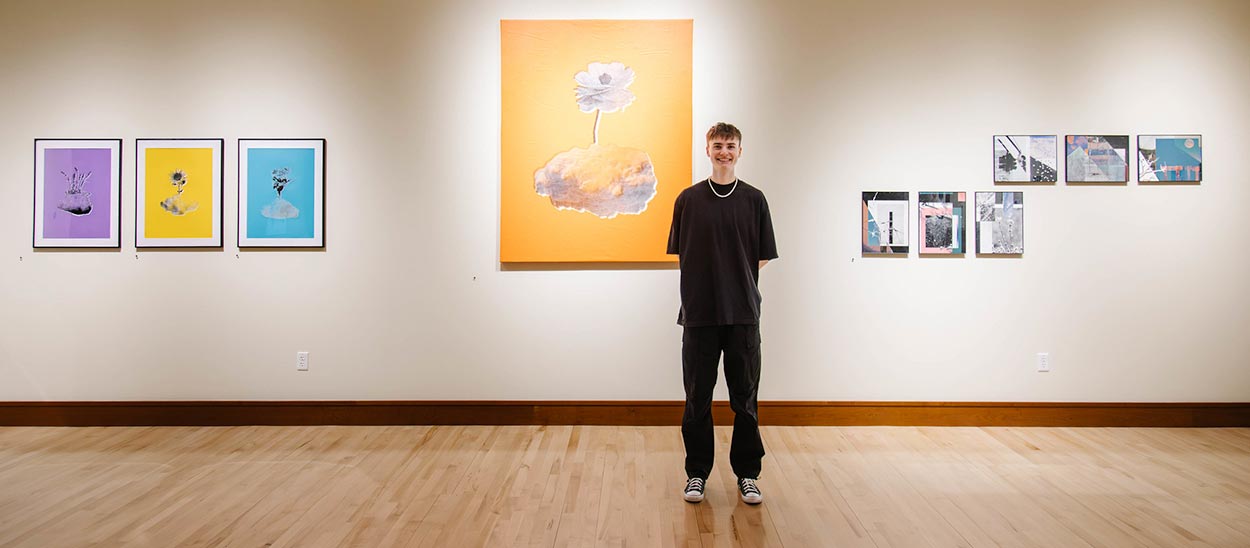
[2,0,1248,402]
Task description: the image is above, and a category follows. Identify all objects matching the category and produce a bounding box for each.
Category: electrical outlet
[1036,352,1050,372]
[297,351,309,371]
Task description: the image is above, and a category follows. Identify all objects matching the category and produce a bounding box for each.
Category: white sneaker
[683,477,706,503]
[738,477,762,504]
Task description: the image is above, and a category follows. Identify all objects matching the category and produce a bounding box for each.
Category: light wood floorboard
[0,426,1248,547]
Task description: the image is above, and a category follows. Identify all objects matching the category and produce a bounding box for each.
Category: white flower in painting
[574,62,636,113]
[531,60,655,218]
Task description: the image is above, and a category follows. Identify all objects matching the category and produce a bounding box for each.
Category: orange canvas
[501,20,692,263]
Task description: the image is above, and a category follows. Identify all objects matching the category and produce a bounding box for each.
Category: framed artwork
[238,139,325,247]
[500,19,692,262]
[975,192,1024,255]
[1138,135,1201,183]
[862,191,909,254]
[33,139,122,248]
[918,192,965,255]
[1066,135,1129,183]
[135,139,223,248]
[994,135,1057,183]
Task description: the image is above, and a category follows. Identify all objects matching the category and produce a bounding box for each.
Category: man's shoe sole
[684,492,704,503]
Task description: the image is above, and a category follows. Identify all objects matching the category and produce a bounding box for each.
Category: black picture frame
[33,138,123,249]
[236,138,327,249]
[134,138,225,249]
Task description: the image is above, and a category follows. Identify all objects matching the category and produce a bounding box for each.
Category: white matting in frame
[33,139,122,248]
[135,138,224,248]
[237,139,325,248]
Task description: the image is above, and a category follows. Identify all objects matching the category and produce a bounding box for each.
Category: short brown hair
[706,122,742,144]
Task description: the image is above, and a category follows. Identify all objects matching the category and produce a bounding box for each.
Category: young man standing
[667,122,778,505]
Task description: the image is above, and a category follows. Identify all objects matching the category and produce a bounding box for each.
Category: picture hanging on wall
[1138,135,1201,183]
[918,192,965,255]
[33,139,122,248]
[238,139,326,248]
[862,191,909,254]
[975,192,1024,255]
[994,135,1057,183]
[500,19,692,262]
[136,139,223,248]
[1065,135,1129,183]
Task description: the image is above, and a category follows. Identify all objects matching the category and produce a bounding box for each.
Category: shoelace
[686,478,705,492]
[739,478,760,495]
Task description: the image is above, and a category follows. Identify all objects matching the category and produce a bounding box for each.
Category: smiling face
[707,136,742,170]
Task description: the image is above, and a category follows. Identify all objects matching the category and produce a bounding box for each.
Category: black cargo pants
[681,324,765,480]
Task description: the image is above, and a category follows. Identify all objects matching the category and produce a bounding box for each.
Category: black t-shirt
[667,179,778,326]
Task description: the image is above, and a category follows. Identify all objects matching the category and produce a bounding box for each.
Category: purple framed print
[33,139,122,248]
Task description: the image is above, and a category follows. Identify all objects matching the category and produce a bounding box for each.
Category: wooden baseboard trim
[1,401,1247,427]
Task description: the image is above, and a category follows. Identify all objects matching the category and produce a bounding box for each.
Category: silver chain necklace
[708,178,739,198]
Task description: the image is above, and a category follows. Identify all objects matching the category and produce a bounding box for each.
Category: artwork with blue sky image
[994,135,1057,182]
[862,191,908,254]
[975,192,1023,254]
[245,147,315,239]
[1138,135,1201,182]
[1066,135,1129,182]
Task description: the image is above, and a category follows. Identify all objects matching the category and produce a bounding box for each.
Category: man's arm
[757,195,778,270]
[667,193,684,256]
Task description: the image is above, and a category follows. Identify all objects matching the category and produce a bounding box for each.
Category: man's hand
[759,260,769,269]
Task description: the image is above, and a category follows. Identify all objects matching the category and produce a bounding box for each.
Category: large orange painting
[501,20,692,263]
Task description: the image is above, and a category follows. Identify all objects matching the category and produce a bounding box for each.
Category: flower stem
[593,109,601,145]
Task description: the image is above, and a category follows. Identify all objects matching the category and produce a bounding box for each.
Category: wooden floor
[1,426,1248,547]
